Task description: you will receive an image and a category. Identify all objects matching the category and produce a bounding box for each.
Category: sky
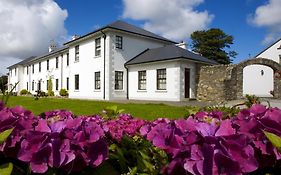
[0,0,281,75]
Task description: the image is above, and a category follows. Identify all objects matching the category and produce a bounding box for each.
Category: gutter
[124,65,129,99]
[101,30,106,100]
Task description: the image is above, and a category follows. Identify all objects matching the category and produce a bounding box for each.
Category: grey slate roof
[7,46,68,69]
[7,56,36,69]
[64,20,176,45]
[125,45,217,65]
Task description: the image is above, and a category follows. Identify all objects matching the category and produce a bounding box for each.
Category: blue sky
[54,0,279,63]
[0,0,280,74]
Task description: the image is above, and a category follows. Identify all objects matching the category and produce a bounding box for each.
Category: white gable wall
[256,39,281,63]
[108,31,169,100]
[68,35,105,100]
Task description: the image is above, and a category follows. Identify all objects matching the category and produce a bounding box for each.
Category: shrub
[244,94,260,107]
[20,89,29,95]
[47,78,53,96]
[48,91,54,96]
[59,88,68,96]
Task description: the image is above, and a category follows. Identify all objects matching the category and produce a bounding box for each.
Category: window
[32,64,34,74]
[32,81,34,91]
[138,71,146,90]
[15,68,16,76]
[39,62,41,72]
[75,74,79,90]
[66,77,69,90]
[38,81,41,91]
[27,82,28,91]
[26,66,29,75]
[47,60,49,70]
[66,53,69,66]
[56,57,59,68]
[75,45,79,61]
[157,69,166,90]
[56,79,59,90]
[115,71,123,90]
[47,79,49,90]
[95,72,101,90]
[116,36,123,49]
[95,38,101,56]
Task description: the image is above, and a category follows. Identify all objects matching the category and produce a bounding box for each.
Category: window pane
[95,38,101,56]
[116,36,123,49]
[75,45,79,61]
[157,69,166,90]
[115,71,123,90]
[75,74,79,90]
[138,71,146,90]
[95,72,101,89]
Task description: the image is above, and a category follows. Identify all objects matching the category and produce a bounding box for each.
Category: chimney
[49,40,57,52]
[176,41,187,49]
[72,35,80,41]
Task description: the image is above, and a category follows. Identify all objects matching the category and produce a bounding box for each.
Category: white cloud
[249,0,281,44]
[0,0,68,74]
[122,0,214,42]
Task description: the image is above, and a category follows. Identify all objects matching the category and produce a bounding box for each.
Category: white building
[7,20,215,101]
[242,38,281,97]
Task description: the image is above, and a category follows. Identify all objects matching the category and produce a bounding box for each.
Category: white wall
[7,29,174,101]
[256,39,281,63]
[68,34,104,100]
[243,64,273,97]
[128,60,197,101]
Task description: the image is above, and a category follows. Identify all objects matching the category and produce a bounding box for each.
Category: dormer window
[95,38,101,57]
[116,36,123,49]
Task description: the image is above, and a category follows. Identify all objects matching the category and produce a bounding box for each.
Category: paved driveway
[226,98,281,109]
[111,98,281,108]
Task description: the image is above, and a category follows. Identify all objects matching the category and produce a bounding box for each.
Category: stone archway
[236,58,281,99]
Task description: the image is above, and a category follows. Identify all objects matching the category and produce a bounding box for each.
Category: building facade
[8,21,215,101]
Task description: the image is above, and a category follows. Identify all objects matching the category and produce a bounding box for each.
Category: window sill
[94,89,101,92]
[74,90,79,92]
[155,90,167,93]
[115,48,124,51]
[74,60,79,63]
[114,89,124,92]
[94,55,101,58]
[137,90,147,92]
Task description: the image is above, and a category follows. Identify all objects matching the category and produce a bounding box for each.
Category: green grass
[3,96,190,120]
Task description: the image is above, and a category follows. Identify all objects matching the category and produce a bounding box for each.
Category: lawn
[2,96,191,120]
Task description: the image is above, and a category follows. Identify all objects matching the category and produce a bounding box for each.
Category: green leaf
[0,163,13,175]
[264,131,281,152]
[0,128,14,144]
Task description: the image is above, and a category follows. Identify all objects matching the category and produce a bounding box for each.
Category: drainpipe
[100,30,106,100]
[125,65,129,99]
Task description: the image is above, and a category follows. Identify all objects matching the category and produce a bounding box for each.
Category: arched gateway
[236,58,281,99]
[197,58,281,102]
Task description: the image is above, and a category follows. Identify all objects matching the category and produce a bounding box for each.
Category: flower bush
[0,101,281,174]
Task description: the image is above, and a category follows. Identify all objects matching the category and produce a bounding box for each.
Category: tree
[190,28,237,64]
[47,77,54,96]
[0,75,8,93]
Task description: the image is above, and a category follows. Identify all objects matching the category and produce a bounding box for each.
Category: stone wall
[197,64,237,102]
[197,58,281,102]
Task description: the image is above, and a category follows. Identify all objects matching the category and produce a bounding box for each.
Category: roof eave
[125,57,216,66]
[63,26,176,46]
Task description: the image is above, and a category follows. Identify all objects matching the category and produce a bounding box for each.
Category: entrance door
[185,68,190,98]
